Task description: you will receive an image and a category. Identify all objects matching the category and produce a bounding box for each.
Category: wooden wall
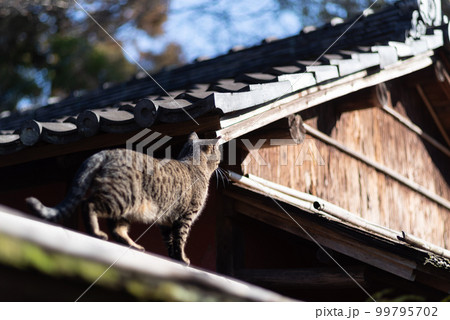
[242,78,450,248]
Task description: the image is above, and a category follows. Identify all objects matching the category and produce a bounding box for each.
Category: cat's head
[198,137,222,172]
[178,132,221,172]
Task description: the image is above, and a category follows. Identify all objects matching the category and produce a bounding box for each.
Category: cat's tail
[26,151,108,221]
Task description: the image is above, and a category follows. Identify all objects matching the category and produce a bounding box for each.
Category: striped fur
[26,132,221,264]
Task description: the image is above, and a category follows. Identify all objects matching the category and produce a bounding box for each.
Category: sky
[165,0,304,61]
[117,0,305,64]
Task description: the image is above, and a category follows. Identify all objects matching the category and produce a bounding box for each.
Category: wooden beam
[235,266,367,290]
[237,114,306,149]
[416,84,450,147]
[225,190,417,281]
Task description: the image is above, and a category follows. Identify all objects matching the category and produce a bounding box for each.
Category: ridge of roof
[0,204,293,301]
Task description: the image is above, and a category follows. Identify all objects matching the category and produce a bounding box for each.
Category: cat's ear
[188,132,199,141]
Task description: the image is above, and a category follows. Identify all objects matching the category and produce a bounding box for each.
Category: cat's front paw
[94,231,109,241]
[132,244,145,251]
[181,257,190,266]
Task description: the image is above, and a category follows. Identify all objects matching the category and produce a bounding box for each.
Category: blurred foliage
[0,0,182,112]
[368,288,450,302]
[369,289,427,302]
[47,36,136,97]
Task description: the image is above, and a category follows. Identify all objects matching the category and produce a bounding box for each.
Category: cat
[26,132,221,265]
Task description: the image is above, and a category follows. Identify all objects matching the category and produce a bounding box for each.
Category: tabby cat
[26,132,221,265]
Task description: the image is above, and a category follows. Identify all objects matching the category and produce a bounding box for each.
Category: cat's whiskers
[215,170,219,189]
[215,167,230,189]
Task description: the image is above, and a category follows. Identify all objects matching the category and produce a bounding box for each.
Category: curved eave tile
[208,80,250,93]
[77,108,137,136]
[20,120,79,146]
[0,134,24,155]
[371,45,399,68]
[235,73,278,84]
[306,65,340,83]
[421,29,444,49]
[155,99,213,123]
[210,80,293,114]
[278,73,316,91]
[177,90,215,102]
[133,99,158,128]
[266,65,303,75]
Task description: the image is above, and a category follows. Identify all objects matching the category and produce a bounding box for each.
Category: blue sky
[166,0,303,61]
[117,0,305,63]
[126,0,398,64]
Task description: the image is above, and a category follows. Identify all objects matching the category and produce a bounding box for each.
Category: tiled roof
[0,0,448,154]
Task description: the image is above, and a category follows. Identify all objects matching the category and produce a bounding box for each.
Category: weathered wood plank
[242,82,450,249]
[303,124,450,210]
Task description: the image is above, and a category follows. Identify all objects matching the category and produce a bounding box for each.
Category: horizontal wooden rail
[416,84,450,147]
[380,105,450,158]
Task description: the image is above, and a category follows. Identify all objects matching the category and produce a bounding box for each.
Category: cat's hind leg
[111,218,145,251]
[82,201,108,240]
[159,225,174,258]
